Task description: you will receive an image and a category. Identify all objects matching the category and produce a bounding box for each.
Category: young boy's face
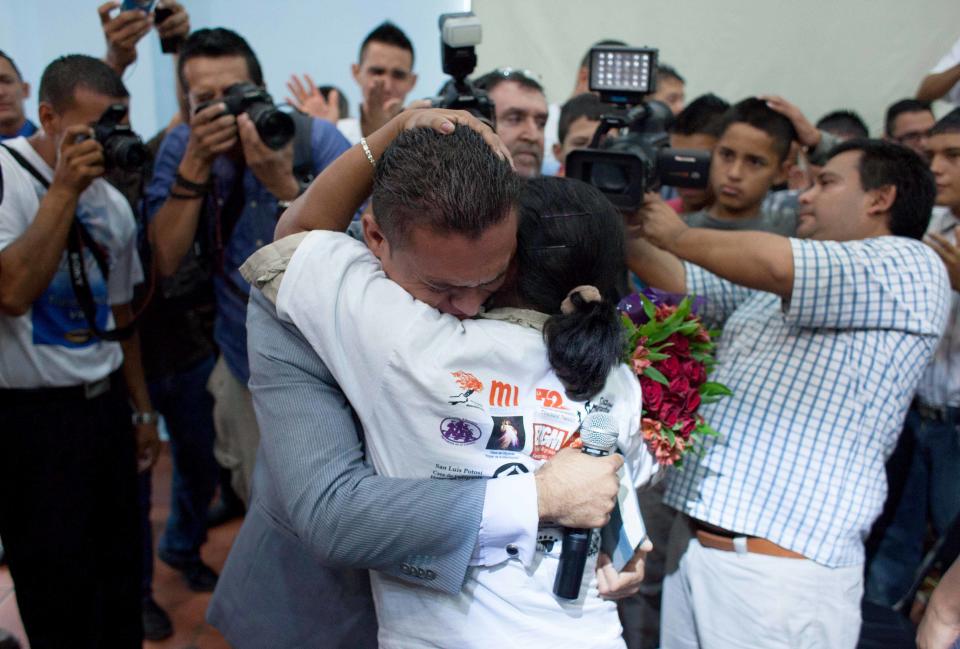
[554,116,601,165]
[710,122,788,217]
[926,132,960,210]
[670,132,717,213]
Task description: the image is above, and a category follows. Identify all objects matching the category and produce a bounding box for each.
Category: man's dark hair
[579,39,628,68]
[827,139,935,240]
[816,110,869,139]
[884,98,932,137]
[372,126,520,245]
[720,97,798,162]
[318,85,350,119]
[670,93,730,137]
[558,93,606,144]
[930,107,960,136]
[517,177,627,401]
[38,54,128,112]
[177,28,263,92]
[359,21,414,67]
[0,50,23,81]
[474,68,544,95]
[657,64,685,85]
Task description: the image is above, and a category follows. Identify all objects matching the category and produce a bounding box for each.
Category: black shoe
[159,553,219,593]
[141,597,173,641]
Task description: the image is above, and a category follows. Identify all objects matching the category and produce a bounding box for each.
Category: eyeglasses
[895,130,929,145]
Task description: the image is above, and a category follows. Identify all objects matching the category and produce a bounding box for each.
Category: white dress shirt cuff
[470,473,538,568]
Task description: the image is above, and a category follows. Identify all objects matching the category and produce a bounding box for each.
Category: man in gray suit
[208,112,630,648]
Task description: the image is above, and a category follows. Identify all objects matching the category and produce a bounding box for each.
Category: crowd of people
[1,2,960,648]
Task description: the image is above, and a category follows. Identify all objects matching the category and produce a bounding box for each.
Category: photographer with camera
[147,28,351,509]
[0,54,159,648]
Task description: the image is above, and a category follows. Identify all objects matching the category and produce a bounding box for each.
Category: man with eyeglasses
[883,98,935,156]
[475,69,549,179]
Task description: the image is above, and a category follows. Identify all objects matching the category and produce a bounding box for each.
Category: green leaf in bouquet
[646,351,670,362]
[665,427,676,445]
[677,321,701,335]
[699,381,733,397]
[643,366,670,385]
[639,293,657,321]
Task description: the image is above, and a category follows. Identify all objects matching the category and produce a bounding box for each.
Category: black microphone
[553,411,620,599]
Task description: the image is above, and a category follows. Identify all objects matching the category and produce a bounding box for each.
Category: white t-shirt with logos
[0,137,142,388]
[276,230,655,649]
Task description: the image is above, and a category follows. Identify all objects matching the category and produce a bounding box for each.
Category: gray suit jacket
[207,289,489,648]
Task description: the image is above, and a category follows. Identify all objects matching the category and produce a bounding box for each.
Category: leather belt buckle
[84,377,110,400]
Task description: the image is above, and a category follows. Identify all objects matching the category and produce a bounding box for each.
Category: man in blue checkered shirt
[627,139,951,649]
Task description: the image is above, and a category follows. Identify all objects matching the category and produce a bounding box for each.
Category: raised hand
[98,1,153,74]
[286,74,340,123]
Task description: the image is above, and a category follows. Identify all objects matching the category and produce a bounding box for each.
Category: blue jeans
[864,405,960,607]
[140,355,219,594]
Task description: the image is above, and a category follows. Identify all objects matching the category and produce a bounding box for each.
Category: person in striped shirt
[626,139,951,649]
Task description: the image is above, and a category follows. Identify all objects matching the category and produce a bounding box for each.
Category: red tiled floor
[0,444,240,649]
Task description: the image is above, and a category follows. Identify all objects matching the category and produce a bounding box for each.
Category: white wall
[5,0,958,139]
[2,0,469,137]
[473,0,960,135]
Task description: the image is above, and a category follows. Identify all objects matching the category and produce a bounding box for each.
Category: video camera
[566,46,711,210]
[431,12,495,124]
[80,104,151,173]
[196,82,295,150]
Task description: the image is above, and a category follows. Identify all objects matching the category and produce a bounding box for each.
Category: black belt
[913,399,960,424]
[0,371,122,406]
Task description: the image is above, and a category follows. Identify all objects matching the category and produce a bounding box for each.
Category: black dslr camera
[431,12,495,124]
[82,104,150,172]
[566,46,711,210]
[197,82,295,150]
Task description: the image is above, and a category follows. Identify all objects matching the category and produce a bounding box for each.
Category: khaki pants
[208,355,260,505]
[661,515,863,649]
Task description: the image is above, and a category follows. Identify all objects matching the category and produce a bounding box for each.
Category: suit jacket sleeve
[246,288,486,594]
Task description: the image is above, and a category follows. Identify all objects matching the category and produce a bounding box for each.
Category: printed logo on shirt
[535,388,566,410]
[487,415,526,451]
[585,396,613,414]
[439,418,483,445]
[448,371,484,410]
[489,380,520,407]
[537,529,562,553]
[531,423,577,461]
[493,462,530,478]
[32,253,108,348]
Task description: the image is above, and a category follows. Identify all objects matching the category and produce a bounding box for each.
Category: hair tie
[561,285,602,315]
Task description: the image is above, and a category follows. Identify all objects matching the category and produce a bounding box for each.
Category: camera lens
[104,134,150,172]
[247,102,295,150]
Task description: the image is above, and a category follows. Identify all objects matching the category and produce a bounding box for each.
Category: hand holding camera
[237,113,299,201]
[51,125,107,196]
[99,1,189,74]
[184,101,239,171]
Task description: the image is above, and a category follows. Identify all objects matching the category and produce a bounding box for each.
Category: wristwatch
[132,411,160,426]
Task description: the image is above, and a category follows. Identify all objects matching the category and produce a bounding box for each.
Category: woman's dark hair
[515,177,627,401]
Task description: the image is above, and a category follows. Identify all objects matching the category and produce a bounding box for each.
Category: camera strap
[1,143,136,341]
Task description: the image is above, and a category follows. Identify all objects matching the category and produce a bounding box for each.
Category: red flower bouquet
[619,289,731,466]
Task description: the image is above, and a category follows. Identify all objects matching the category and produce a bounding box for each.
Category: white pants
[660,516,863,649]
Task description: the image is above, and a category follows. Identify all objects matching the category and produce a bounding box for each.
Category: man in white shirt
[864,107,960,609]
[628,138,950,648]
[917,35,960,106]
[0,54,159,648]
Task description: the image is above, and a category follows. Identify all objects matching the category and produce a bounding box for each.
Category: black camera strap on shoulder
[1,143,136,342]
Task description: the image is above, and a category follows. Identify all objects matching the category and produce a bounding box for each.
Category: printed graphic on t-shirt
[440,417,483,445]
[31,205,112,348]
[487,415,525,451]
[448,370,484,409]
